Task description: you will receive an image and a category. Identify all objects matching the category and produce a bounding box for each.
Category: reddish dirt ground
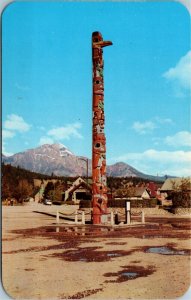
[2,205,191,299]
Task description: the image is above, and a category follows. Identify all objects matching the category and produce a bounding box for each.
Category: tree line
[2,163,163,202]
[1,163,70,202]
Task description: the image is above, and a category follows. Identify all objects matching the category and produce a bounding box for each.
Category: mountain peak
[57,143,67,149]
[2,144,161,179]
[50,143,67,149]
[35,143,74,156]
[112,162,127,166]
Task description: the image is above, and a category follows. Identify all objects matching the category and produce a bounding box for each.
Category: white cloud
[2,115,30,156]
[118,149,191,163]
[132,117,174,135]
[47,122,83,140]
[163,51,191,93]
[132,121,157,134]
[4,114,31,132]
[165,131,191,147]
[39,136,54,145]
[154,117,174,125]
[2,140,14,156]
[113,149,191,177]
[2,129,15,139]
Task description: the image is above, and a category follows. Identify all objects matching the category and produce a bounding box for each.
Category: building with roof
[63,177,92,203]
[128,187,150,200]
[157,177,191,206]
[160,177,191,193]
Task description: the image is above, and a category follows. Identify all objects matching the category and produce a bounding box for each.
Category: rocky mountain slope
[107,162,144,178]
[2,143,160,179]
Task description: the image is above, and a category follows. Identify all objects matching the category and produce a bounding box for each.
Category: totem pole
[92,32,112,224]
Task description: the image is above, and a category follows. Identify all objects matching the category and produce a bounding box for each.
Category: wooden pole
[56,210,59,224]
[142,211,145,223]
[110,211,114,226]
[75,210,78,224]
[82,211,85,225]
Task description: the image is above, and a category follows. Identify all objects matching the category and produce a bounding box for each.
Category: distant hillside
[2,144,87,177]
[2,143,164,181]
[1,163,71,201]
[107,162,147,178]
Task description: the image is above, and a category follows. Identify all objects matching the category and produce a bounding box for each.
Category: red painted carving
[92,32,112,224]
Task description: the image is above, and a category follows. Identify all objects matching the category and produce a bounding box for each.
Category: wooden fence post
[56,210,59,224]
[110,211,114,226]
[82,211,85,225]
[142,211,145,223]
[75,210,78,224]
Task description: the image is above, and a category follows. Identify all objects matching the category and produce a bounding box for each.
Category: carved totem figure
[92,32,112,224]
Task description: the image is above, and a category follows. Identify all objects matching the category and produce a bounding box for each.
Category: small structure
[158,177,191,206]
[129,187,151,200]
[160,177,191,193]
[64,177,91,203]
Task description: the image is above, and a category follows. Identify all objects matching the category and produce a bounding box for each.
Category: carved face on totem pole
[92,32,112,224]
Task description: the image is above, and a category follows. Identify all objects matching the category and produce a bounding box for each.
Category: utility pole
[92,31,112,224]
[79,157,89,184]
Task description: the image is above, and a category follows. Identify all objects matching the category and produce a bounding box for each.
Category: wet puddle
[47,247,133,262]
[6,218,191,259]
[44,226,115,236]
[121,272,138,279]
[145,246,190,256]
[10,217,191,240]
[107,253,121,257]
[11,225,121,239]
[104,265,155,282]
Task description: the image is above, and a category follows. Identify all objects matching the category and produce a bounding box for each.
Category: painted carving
[92,31,112,224]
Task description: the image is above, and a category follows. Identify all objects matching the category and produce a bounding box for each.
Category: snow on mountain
[2,144,86,176]
[2,143,160,179]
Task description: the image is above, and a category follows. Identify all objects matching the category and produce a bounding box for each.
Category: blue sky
[2,1,191,176]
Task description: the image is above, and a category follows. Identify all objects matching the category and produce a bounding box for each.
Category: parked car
[43,199,52,205]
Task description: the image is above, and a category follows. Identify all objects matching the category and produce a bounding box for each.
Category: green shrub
[149,198,158,207]
[108,198,157,208]
[171,192,191,208]
[108,199,126,208]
